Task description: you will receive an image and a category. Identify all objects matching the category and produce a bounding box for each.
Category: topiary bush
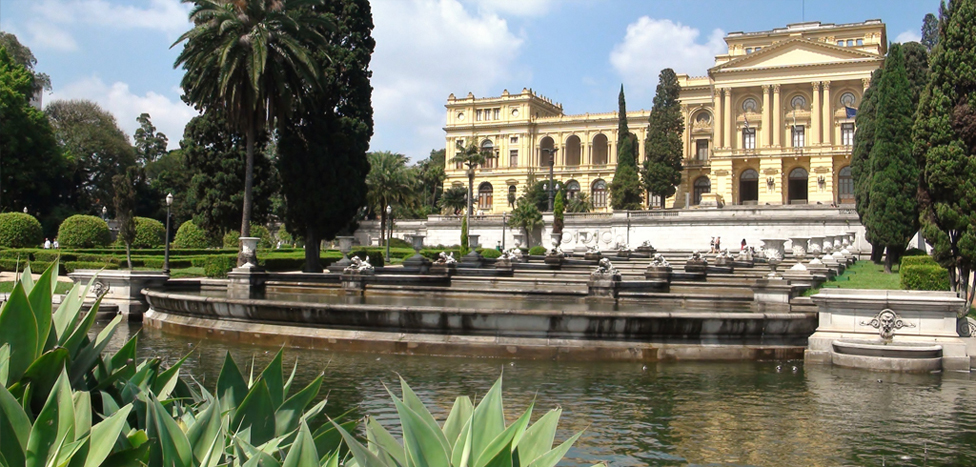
[173,220,211,249]
[900,255,936,269]
[132,217,165,248]
[529,245,548,256]
[0,212,43,248]
[203,255,237,278]
[480,248,502,259]
[901,264,950,291]
[389,237,412,249]
[57,215,111,248]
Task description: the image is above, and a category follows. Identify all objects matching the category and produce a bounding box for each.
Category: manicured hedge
[132,217,165,248]
[529,246,548,256]
[203,256,237,278]
[901,264,950,291]
[57,215,111,248]
[480,248,502,259]
[173,220,211,249]
[222,224,273,249]
[900,255,937,269]
[0,212,43,248]
[351,249,384,268]
[64,261,119,273]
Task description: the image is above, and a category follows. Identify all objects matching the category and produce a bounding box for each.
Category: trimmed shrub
[203,255,237,278]
[389,237,412,249]
[173,220,211,249]
[529,246,547,256]
[480,248,502,259]
[132,217,165,248]
[903,247,927,257]
[351,248,384,268]
[64,261,119,273]
[901,264,950,291]
[57,215,111,248]
[222,224,273,249]
[0,212,43,248]
[900,255,936,269]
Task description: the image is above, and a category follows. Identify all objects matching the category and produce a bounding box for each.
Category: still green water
[111,323,976,466]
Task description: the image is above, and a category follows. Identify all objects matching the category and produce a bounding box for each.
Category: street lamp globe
[166,193,174,206]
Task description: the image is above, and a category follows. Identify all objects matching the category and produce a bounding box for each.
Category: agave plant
[332,376,603,467]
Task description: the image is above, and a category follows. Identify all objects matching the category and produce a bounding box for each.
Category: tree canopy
[609,85,644,210]
[641,68,684,208]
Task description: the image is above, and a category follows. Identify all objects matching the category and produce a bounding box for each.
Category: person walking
[740,238,747,252]
[715,237,721,253]
[709,237,716,254]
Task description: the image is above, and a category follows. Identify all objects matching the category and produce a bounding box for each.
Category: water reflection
[105,323,976,466]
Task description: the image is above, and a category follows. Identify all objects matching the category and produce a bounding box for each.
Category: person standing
[709,237,716,254]
[715,237,721,253]
[53,238,59,249]
[43,238,51,249]
[740,238,747,252]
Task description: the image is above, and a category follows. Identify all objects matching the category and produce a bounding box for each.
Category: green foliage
[921,12,939,50]
[609,161,644,210]
[912,0,976,303]
[529,246,548,256]
[64,261,119,273]
[901,255,937,268]
[440,186,467,215]
[203,255,236,278]
[641,68,685,207]
[567,192,593,213]
[113,167,139,268]
[480,248,502,259]
[852,67,882,246]
[57,215,110,248]
[552,190,565,234]
[335,375,588,467]
[222,224,273,249]
[0,31,51,92]
[133,112,168,166]
[351,248,385,267]
[901,264,951,290]
[132,216,165,248]
[617,84,634,168]
[450,138,489,216]
[508,197,543,248]
[389,237,412,249]
[460,216,469,255]
[0,212,42,248]
[173,220,212,249]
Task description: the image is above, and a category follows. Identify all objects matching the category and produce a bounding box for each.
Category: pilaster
[714,88,724,148]
[761,85,771,147]
[810,82,821,146]
[772,84,781,147]
[822,81,832,145]
[723,88,733,149]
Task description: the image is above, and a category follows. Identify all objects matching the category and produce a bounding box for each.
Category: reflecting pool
[109,323,976,466]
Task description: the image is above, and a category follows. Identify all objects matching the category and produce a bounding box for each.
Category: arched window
[693,176,711,205]
[565,135,581,166]
[788,167,808,204]
[592,179,608,208]
[838,166,854,204]
[790,95,807,110]
[481,139,496,168]
[566,180,581,199]
[742,97,759,113]
[739,169,759,205]
[539,136,555,168]
[508,185,517,206]
[592,134,609,165]
[478,182,493,210]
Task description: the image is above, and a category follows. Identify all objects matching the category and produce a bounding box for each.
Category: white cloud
[370,0,524,160]
[894,29,921,44]
[462,0,555,17]
[48,76,196,150]
[24,0,190,50]
[610,17,726,95]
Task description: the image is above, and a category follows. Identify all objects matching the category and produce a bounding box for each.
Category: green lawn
[803,260,902,296]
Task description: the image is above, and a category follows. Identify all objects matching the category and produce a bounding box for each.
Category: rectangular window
[510,150,518,167]
[510,136,518,144]
[484,155,497,169]
[476,109,483,121]
[841,123,855,146]
[856,39,864,46]
[847,39,854,47]
[743,128,756,150]
[746,47,753,54]
[493,108,500,120]
[454,153,463,170]
[792,125,805,148]
[837,40,845,46]
[696,139,709,161]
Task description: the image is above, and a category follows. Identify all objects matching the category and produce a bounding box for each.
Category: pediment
[711,39,881,73]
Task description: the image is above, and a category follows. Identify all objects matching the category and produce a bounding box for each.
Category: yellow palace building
[442,19,886,213]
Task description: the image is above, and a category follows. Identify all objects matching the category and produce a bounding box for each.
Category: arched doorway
[566,180,581,199]
[565,135,581,166]
[539,136,555,167]
[739,169,759,205]
[838,166,854,204]
[592,134,608,165]
[788,167,808,204]
[478,182,493,211]
[592,179,608,208]
[693,176,711,205]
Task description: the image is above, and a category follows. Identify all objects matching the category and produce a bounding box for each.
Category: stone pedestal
[684,258,708,273]
[644,265,672,283]
[494,258,514,275]
[328,236,356,273]
[753,279,797,309]
[617,250,632,259]
[227,267,269,300]
[340,271,372,295]
[237,236,260,267]
[402,234,431,273]
[543,254,564,268]
[459,250,483,269]
[587,276,621,298]
[429,263,457,276]
[583,251,603,261]
[69,270,170,321]
[634,245,656,258]
[761,238,788,279]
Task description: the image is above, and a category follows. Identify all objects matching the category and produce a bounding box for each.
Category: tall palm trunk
[467,170,474,218]
[238,124,256,266]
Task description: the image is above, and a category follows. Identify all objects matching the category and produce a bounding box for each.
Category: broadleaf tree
[641,68,684,209]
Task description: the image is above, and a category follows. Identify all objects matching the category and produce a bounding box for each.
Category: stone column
[772,84,781,147]
[714,88,724,148]
[761,85,771,148]
[810,82,821,146]
[822,81,832,145]
[723,87,733,149]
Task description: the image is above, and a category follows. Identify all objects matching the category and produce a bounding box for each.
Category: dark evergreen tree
[901,42,931,107]
[865,44,918,273]
[181,110,277,243]
[851,68,884,263]
[641,68,684,208]
[277,0,374,272]
[610,85,643,210]
[913,0,976,306]
[921,12,939,51]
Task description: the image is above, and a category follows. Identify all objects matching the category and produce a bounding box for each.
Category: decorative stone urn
[333,236,356,269]
[808,236,824,256]
[402,234,431,272]
[238,236,261,268]
[790,236,810,260]
[551,232,563,247]
[760,238,788,279]
[512,233,525,249]
[468,234,481,249]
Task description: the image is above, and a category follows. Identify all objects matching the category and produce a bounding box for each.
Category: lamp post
[101,206,107,221]
[163,193,173,274]
[385,204,392,263]
[544,148,558,211]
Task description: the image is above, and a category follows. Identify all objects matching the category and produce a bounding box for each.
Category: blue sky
[1,0,938,161]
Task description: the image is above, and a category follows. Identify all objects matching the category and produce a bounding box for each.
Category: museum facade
[442,19,887,212]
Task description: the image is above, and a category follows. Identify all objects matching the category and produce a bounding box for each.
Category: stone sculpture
[590,257,620,280]
[650,253,670,267]
[344,256,375,274]
[435,252,457,265]
[860,309,916,341]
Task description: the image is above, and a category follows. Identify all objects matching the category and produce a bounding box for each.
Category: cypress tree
[610,85,643,210]
[865,44,918,273]
[851,67,882,262]
[913,0,976,305]
[641,68,685,209]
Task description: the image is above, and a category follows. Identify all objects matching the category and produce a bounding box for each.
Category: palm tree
[507,196,543,248]
[366,151,415,245]
[449,139,488,218]
[567,192,593,213]
[439,186,467,215]
[173,0,330,266]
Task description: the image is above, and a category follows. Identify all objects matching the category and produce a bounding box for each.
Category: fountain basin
[831,339,943,373]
